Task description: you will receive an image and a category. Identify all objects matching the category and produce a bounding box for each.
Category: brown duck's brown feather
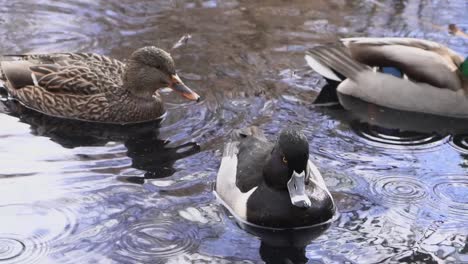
[33,66,103,94]
[9,85,109,120]
[1,52,164,124]
[9,84,162,123]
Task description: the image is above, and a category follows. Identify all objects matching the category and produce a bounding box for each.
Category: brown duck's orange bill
[169,74,200,102]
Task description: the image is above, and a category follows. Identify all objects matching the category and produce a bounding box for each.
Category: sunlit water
[0,0,467,263]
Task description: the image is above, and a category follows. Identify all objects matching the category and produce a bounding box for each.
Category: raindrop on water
[351,122,447,150]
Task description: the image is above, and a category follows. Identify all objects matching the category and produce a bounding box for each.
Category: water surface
[0,0,467,263]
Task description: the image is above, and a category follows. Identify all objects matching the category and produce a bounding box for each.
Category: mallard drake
[305,38,468,118]
[0,47,200,124]
[215,126,335,229]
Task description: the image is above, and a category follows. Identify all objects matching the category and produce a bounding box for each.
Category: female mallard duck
[305,38,468,118]
[215,127,335,229]
[0,47,200,124]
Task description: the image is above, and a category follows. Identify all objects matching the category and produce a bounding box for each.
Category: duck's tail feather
[306,46,371,105]
[306,46,369,80]
[305,53,342,82]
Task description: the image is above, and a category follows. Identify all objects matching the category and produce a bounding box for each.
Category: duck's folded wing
[2,62,120,95]
[0,59,119,119]
[341,38,463,64]
[306,46,370,80]
[216,141,257,219]
[233,127,272,192]
[340,38,463,91]
[217,127,269,193]
[341,37,444,51]
[1,52,124,91]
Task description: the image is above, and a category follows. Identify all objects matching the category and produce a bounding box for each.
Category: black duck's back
[232,127,273,192]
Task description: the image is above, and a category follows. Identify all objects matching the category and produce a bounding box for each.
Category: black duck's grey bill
[287,171,312,208]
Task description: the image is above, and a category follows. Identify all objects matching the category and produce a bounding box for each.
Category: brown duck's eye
[282,156,288,164]
[155,65,161,69]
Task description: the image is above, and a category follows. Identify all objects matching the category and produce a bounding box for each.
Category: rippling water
[0,0,467,263]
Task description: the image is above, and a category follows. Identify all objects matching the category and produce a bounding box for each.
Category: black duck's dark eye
[282,156,288,164]
[155,65,161,69]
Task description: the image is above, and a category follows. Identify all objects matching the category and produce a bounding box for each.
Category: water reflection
[233,213,333,264]
[0,0,467,262]
[340,95,468,135]
[0,203,78,264]
[351,121,448,151]
[339,95,468,153]
[116,219,200,262]
[426,175,468,220]
[1,100,201,183]
[450,134,468,154]
[123,139,200,184]
[259,243,308,264]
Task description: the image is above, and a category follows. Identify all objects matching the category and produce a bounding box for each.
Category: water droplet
[0,204,78,263]
[427,175,468,219]
[371,176,428,205]
[116,220,199,262]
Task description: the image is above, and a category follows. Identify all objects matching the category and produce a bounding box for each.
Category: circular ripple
[371,176,428,205]
[449,134,468,153]
[117,220,199,261]
[427,176,468,219]
[351,122,447,150]
[0,204,77,243]
[0,235,47,264]
[0,238,25,261]
[0,203,78,263]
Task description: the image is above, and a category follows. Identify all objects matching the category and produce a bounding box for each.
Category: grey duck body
[306,37,468,118]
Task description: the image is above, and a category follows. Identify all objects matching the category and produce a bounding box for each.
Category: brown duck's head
[124,46,200,101]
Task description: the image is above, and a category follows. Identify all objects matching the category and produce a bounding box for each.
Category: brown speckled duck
[0,47,200,124]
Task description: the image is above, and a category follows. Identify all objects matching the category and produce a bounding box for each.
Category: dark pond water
[0,0,467,263]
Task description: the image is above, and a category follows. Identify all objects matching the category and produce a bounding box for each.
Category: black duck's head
[265,127,313,208]
[125,46,200,101]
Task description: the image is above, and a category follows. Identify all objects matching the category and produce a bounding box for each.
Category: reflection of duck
[2,100,200,182]
[122,133,200,184]
[339,95,468,135]
[215,126,335,234]
[0,46,200,124]
[259,243,308,264]
[306,38,468,118]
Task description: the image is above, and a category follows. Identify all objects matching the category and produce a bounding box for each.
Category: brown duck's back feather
[1,53,125,93]
[0,52,164,124]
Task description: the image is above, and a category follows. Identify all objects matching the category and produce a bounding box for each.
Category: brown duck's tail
[0,61,50,89]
